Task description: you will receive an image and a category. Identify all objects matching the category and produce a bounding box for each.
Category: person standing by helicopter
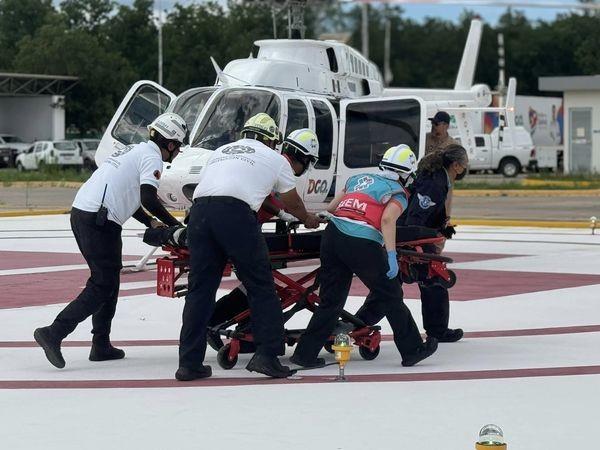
[357,144,469,343]
[425,111,458,155]
[291,145,438,368]
[176,114,321,381]
[33,113,187,369]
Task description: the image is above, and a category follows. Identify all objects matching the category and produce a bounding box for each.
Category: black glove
[440,225,456,239]
[143,225,186,247]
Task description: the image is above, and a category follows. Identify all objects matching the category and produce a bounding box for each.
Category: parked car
[73,139,100,171]
[0,134,31,168]
[455,127,536,177]
[15,140,83,171]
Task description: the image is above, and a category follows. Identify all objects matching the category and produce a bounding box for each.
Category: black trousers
[179,197,285,370]
[356,242,450,336]
[293,223,422,361]
[358,285,450,336]
[51,208,122,342]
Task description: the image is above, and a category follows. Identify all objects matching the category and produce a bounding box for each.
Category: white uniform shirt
[73,141,163,225]
[192,138,296,211]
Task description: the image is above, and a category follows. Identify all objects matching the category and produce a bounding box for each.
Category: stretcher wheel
[208,289,255,354]
[437,270,457,289]
[217,344,238,370]
[359,345,380,361]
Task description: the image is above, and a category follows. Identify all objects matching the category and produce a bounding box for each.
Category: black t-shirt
[398,169,449,230]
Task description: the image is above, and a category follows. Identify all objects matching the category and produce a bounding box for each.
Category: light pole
[496,32,506,107]
[157,0,163,85]
[383,7,392,86]
[361,2,369,58]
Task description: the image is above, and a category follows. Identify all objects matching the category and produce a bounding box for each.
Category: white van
[457,126,536,177]
[15,140,83,171]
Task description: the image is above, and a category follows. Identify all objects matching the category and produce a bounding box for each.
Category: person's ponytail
[418,145,468,174]
[418,150,445,173]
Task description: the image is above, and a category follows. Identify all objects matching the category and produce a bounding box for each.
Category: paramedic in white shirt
[176,113,320,381]
[34,113,187,369]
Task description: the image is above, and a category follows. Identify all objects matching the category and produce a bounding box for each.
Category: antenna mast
[288,0,308,39]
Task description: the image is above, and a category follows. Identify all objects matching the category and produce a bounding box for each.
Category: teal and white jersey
[331,173,408,244]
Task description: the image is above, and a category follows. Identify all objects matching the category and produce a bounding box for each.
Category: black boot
[289,354,326,369]
[427,328,464,343]
[34,326,65,369]
[175,365,212,381]
[89,336,125,362]
[402,337,438,367]
[246,354,297,378]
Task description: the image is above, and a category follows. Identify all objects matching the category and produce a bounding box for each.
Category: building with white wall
[539,75,600,173]
[0,73,78,142]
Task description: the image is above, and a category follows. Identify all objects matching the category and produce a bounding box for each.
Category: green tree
[13,16,136,133]
[161,2,278,93]
[105,0,157,81]
[0,0,56,68]
[59,0,114,31]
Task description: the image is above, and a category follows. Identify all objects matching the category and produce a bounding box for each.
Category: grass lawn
[0,168,91,185]
[2,167,600,190]
[456,173,600,190]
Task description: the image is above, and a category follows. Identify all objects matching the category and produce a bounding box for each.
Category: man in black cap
[425,111,458,155]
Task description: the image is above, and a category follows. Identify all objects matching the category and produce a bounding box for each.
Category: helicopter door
[337,96,425,194]
[302,98,338,208]
[96,81,176,166]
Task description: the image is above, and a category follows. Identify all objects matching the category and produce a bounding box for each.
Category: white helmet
[147,113,188,145]
[379,144,417,184]
[282,128,319,175]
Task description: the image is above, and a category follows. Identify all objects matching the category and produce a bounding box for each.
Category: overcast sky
[103,0,586,24]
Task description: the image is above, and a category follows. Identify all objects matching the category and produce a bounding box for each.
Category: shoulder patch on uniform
[354,175,374,191]
[417,193,436,209]
[153,170,161,180]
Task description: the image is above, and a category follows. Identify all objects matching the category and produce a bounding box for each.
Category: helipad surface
[1,215,599,449]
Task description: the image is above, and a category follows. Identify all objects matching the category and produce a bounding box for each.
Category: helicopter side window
[172,88,216,132]
[192,89,280,150]
[286,99,309,135]
[112,85,171,146]
[311,100,333,169]
[344,99,421,168]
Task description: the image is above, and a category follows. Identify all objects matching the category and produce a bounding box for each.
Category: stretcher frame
[154,227,455,369]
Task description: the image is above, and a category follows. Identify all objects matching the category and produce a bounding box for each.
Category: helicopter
[95,18,515,214]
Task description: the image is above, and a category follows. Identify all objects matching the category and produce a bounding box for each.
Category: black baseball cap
[429,111,451,125]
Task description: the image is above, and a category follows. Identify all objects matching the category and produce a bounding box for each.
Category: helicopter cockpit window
[344,99,421,168]
[192,89,280,150]
[172,87,216,131]
[112,85,171,145]
[285,99,309,135]
[311,100,334,169]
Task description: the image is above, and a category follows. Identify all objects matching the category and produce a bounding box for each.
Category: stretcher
[146,223,455,369]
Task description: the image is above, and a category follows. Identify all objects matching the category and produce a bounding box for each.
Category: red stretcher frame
[153,231,455,369]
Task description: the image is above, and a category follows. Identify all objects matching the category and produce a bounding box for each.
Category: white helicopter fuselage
[96,19,514,214]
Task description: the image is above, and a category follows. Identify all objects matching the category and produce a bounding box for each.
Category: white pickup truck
[0,134,31,168]
[457,126,536,177]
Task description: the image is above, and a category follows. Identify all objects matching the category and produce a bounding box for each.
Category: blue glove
[386,250,399,279]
